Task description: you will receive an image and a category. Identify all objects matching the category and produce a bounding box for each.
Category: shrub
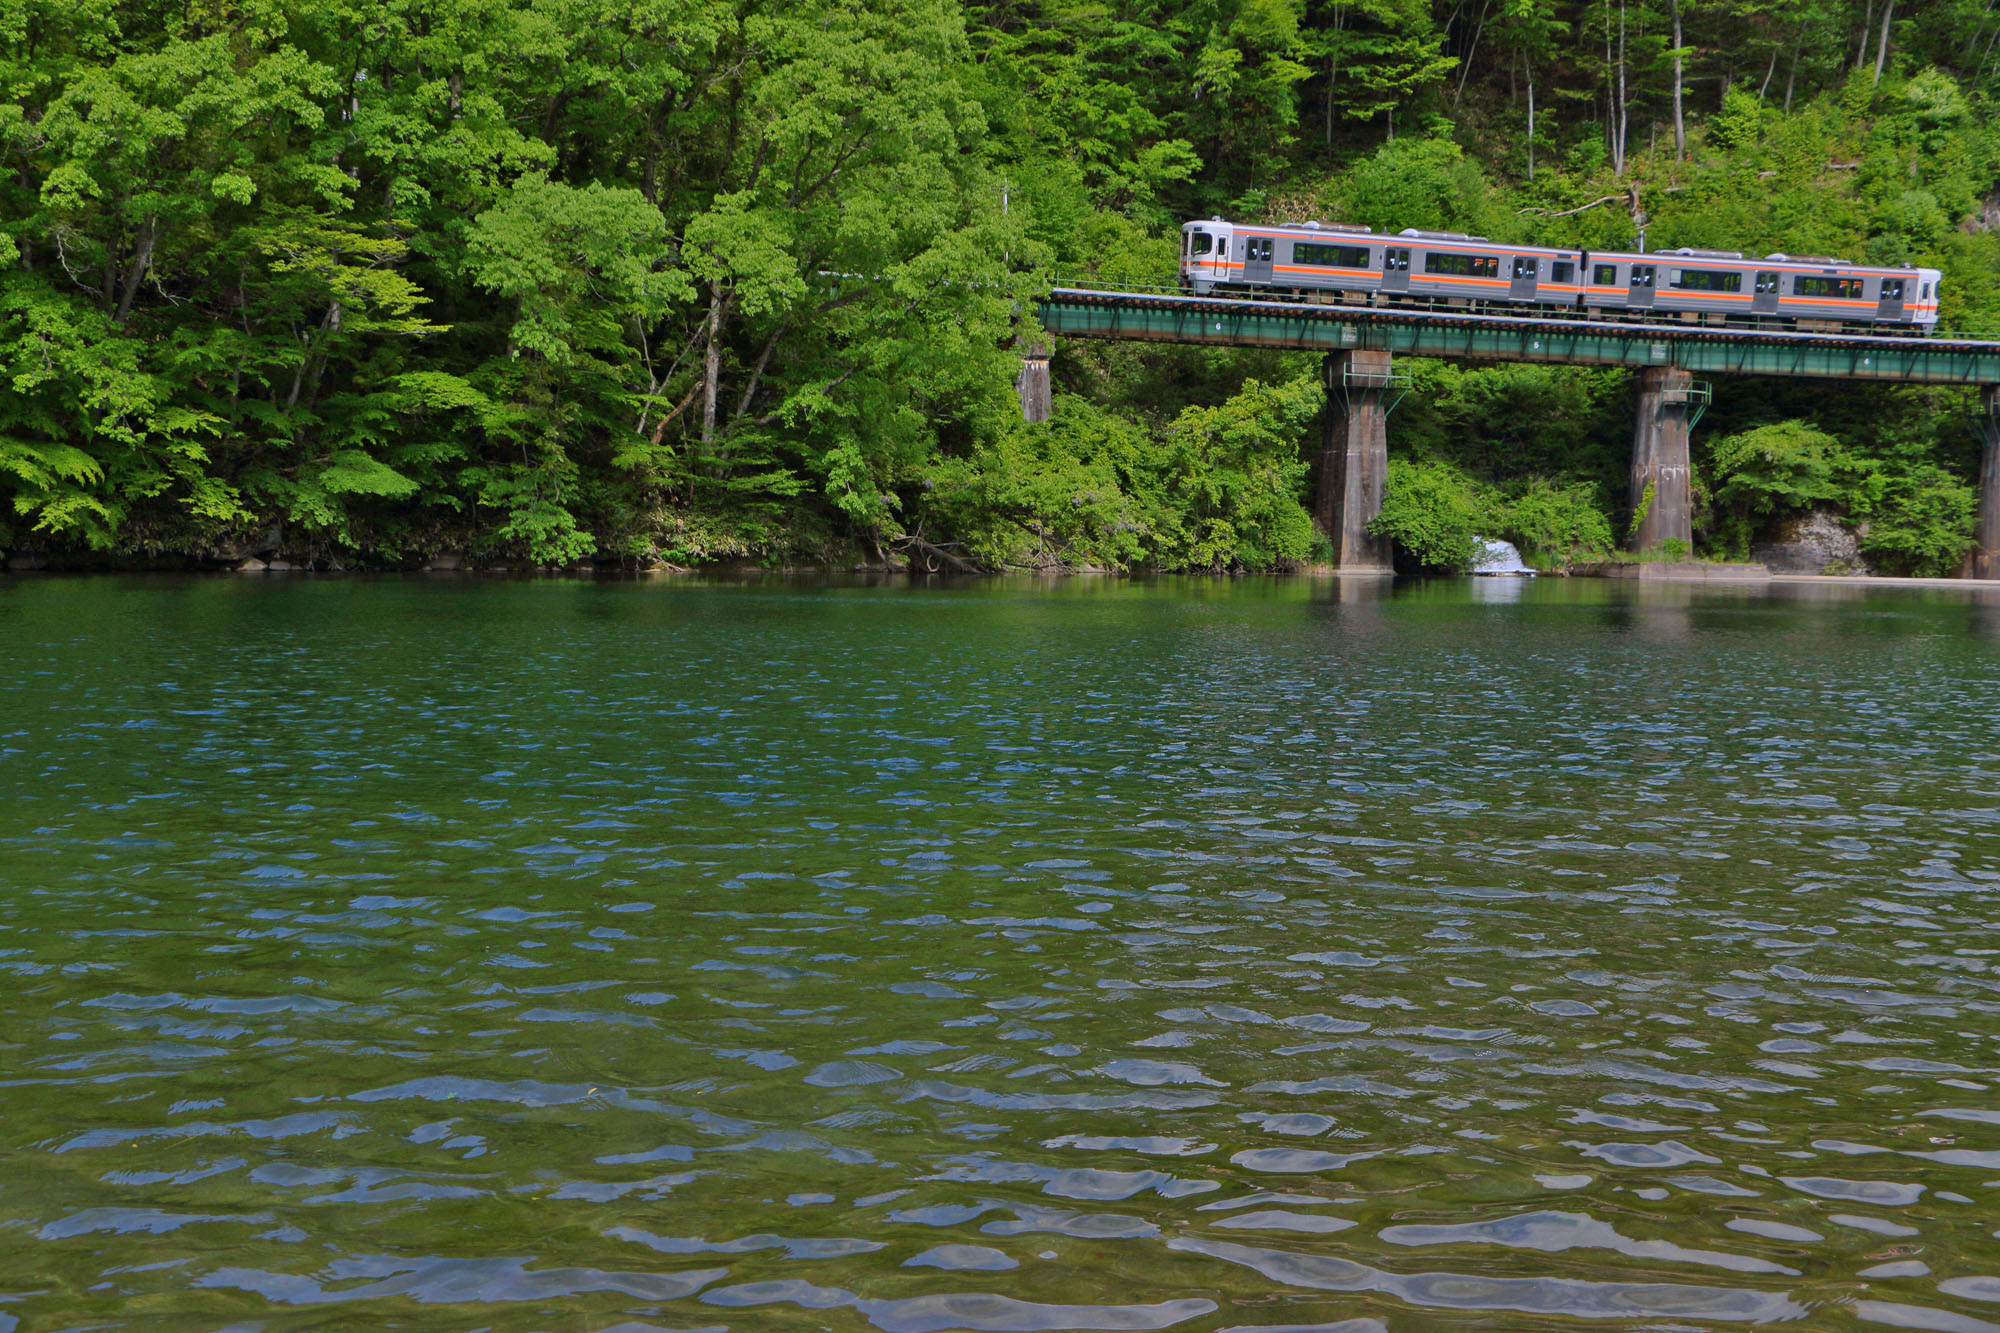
[1704,420,1850,558]
[1855,461,1978,576]
[1370,458,1492,571]
[1159,375,1323,571]
[1498,478,1614,568]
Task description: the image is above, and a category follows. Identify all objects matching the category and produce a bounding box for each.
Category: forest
[3,0,1998,573]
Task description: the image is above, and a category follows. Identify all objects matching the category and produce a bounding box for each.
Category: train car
[1181,219,1583,312]
[1181,217,1944,334]
[1580,248,1941,332]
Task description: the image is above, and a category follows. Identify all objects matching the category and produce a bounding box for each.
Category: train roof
[1589,249,1929,275]
[1192,220,1577,255]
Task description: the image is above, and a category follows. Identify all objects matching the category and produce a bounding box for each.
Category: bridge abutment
[1976,385,2000,579]
[1316,349,1396,570]
[1629,366,1697,554]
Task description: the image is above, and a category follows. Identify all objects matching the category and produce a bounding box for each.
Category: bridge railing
[1043,276,2000,342]
[1046,273,1186,297]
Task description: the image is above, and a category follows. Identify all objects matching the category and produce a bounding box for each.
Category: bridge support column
[1017,343,1051,423]
[1975,386,2000,579]
[1315,349,1396,570]
[1629,366,1696,554]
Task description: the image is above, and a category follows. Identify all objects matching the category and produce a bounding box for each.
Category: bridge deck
[1037,287,2000,385]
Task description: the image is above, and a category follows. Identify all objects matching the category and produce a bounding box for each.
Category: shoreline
[6,559,2000,591]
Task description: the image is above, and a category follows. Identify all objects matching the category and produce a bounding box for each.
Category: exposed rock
[425,553,463,571]
[264,559,297,572]
[6,552,48,571]
[236,557,269,573]
[1750,508,1870,575]
[1962,188,2000,235]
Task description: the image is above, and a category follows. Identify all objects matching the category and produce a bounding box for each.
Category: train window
[1881,279,1905,300]
[1672,269,1742,292]
[1593,264,1616,285]
[1551,261,1575,283]
[1189,232,1213,256]
[1245,237,1273,262]
[1383,248,1411,271]
[1922,282,1933,299]
[1630,265,1656,288]
[1295,241,1370,268]
[1511,257,1540,279]
[1424,252,1499,277]
[1754,271,1779,294]
[1794,276,1863,299]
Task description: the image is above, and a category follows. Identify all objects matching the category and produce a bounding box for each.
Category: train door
[1382,247,1411,294]
[1628,263,1656,310]
[1243,235,1274,285]
[1509,255,1540,301]
[1876,276,1907,321]
[1752,271,1780,316]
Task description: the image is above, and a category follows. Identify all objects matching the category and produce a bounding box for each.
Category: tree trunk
[1759,44,1780,98]
[700,283,725,447]
[1526,55,1537,179]
[731,321,787,424]
[1874,0,1895,82]
[1615,0,1629,175]
[1455,0,1491,106]
[1784,36,1800,110]
[115,217,157,322]
[1670,0,1685,159]
[1605,3,1615,168]
[1856,0,1876,69]
[1324,51,1336,144]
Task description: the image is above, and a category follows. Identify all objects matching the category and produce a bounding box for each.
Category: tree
[1300,0,1454,141]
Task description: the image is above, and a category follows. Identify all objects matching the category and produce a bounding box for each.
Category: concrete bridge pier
[1017,343,1051,423]
[1316,349,1397,570]
[1976,385,2000,579]
[1629,366,1697,554]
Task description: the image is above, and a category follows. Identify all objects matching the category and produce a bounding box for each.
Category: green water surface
[2,574,1998,1331]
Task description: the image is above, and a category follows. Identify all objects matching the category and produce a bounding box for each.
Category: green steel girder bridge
[1022,285,2000,577]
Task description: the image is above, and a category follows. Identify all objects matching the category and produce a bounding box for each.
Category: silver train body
[1179,219,1942,333]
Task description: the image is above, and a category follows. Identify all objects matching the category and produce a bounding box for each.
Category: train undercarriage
[1177,280,1936,338]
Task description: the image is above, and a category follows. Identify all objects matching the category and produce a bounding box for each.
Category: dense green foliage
[2,0,1996,569]
[1372,459,1615,570]
[1704,418,1979,572]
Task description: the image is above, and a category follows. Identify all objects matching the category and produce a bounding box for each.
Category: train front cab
[1181,221,1235,294]
[1906,267,1944,330]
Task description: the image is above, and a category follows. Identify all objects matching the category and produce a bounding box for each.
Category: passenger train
[1179,218,1941,334]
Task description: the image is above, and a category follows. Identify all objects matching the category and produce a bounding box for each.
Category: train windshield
[1186,231,1214,256]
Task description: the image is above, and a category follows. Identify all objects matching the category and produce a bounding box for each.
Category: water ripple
[3,575,1999,1328]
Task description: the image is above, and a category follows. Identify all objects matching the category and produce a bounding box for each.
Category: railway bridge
[1025,285,2000,578]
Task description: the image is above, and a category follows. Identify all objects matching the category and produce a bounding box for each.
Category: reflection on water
[2,573,1999,1331]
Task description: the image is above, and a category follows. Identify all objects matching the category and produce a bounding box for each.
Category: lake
[2,573,1998,1331]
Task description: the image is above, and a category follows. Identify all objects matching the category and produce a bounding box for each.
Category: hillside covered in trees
[3,0,1997,572]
